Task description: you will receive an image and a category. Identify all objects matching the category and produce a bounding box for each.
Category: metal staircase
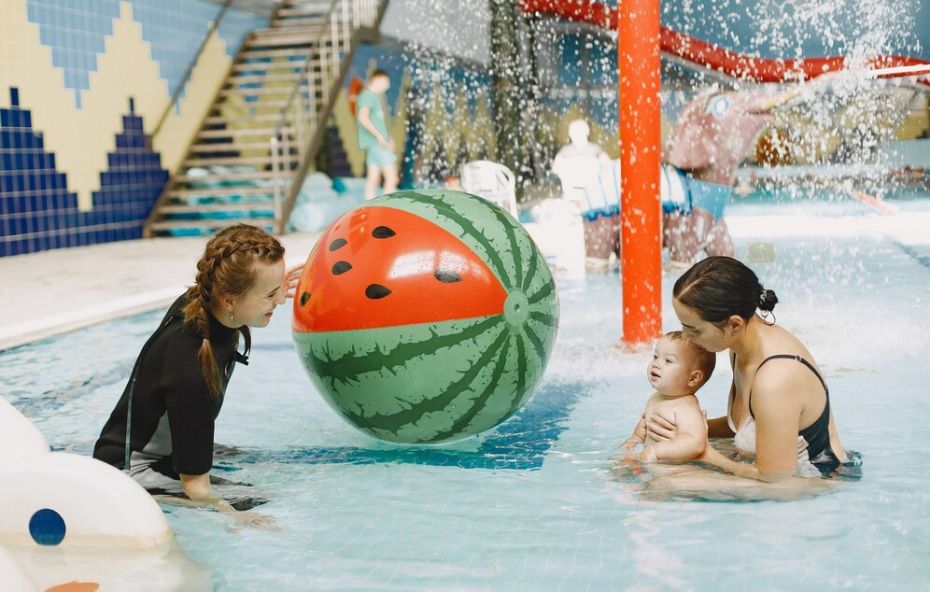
[145,0,385,237]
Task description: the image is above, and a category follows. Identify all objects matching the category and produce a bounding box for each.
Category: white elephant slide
[0,396,210,590]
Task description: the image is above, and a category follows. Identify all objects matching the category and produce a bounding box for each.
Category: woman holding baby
[644,256,859,481]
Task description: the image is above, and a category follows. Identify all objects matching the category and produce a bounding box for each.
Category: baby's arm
[620,415,647,450]
[644,398,707,462]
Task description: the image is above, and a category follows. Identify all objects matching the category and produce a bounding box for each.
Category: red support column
[619,0,662,346]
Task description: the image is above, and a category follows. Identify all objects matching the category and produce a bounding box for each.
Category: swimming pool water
[2,196,930,590]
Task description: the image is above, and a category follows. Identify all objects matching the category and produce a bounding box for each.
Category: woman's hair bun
[758,288,778,312]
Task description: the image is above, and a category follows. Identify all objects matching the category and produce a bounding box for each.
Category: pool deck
[0,232,322,351]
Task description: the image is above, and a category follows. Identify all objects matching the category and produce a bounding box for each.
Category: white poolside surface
[0,232,322,351]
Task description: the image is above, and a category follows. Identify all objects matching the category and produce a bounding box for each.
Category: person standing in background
[356,70,399,200]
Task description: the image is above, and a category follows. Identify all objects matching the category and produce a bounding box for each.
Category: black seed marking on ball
[329,238,347,252]
[372,226,396,239]
[434,269,462,283]
[299,291,311,306]
[332,261,352,275]
[366,284,392,299]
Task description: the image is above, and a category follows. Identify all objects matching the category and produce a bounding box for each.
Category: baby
[621,331,716,463]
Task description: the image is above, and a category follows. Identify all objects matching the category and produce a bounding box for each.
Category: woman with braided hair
[643,257,860,481]
[94,224,301,527]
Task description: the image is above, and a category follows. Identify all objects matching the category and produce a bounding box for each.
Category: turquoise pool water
[2,194,930,590]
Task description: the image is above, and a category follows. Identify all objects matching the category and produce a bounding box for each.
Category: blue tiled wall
[25,0,265,108]
[25,0,123,109]
[129,0,264,99]
[0,90,168,256]
[2,0,265,257]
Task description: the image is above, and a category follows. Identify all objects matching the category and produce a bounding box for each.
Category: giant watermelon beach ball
[292,189,559,444]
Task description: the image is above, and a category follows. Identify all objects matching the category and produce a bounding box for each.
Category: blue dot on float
[28,508,66,546]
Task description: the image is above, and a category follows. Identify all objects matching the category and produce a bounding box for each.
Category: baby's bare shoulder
[658,394,702,417]
[642,391,663,412]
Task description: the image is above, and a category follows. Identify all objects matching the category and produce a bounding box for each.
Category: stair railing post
[308,64,318,130]
[320,37,328,96]
[342,0,350,56]
[270,135,282,233]
[299,78,310,164]
[330,8,339,73]
[294,93,305,164]
[282,123,294,232]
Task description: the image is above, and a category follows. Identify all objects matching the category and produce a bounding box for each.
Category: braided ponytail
[183,224,284,398]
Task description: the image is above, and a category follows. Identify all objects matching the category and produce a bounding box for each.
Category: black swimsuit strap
[748,354,829,419]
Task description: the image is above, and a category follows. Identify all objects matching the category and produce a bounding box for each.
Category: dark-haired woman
[649,256,855,481]
[94,224,301,526]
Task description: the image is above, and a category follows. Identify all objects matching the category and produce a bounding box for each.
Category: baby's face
[647,337,698,396]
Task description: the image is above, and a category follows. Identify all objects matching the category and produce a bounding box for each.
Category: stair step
[252,25,325,37]
[246,35,325,48]
[239,47,310,60]
[246,37,317,49]
[212,100,293,112]
[219,86,306,98]
[159,202,276,214]
[168,186,280,198]
[189,142,275,152]
[150,219,276,233]
[232,64,304,76]
[228,72,303,84]
[197,127,288,139]
[174,171,283,183]
[184,155,299,167]
[278,5,330,18]
[204,114,291,124]
[282,0,332,6]
[273,17,327,28]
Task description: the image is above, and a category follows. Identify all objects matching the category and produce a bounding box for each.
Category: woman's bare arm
[700,365,803,482]
[179,473,277,529]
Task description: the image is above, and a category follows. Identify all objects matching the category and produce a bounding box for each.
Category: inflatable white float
[0,396,210,590]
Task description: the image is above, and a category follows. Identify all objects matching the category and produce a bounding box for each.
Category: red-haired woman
[94,224,301,527]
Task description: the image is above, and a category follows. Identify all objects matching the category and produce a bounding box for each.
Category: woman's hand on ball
[284,264,304,299]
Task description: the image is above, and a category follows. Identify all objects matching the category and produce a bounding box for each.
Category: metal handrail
[268,0,382,231]
[150,0,238,140]
[273,0,340,124]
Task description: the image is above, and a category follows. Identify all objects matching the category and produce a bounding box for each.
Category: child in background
[356,70,398,200]
[621,331,716,463]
